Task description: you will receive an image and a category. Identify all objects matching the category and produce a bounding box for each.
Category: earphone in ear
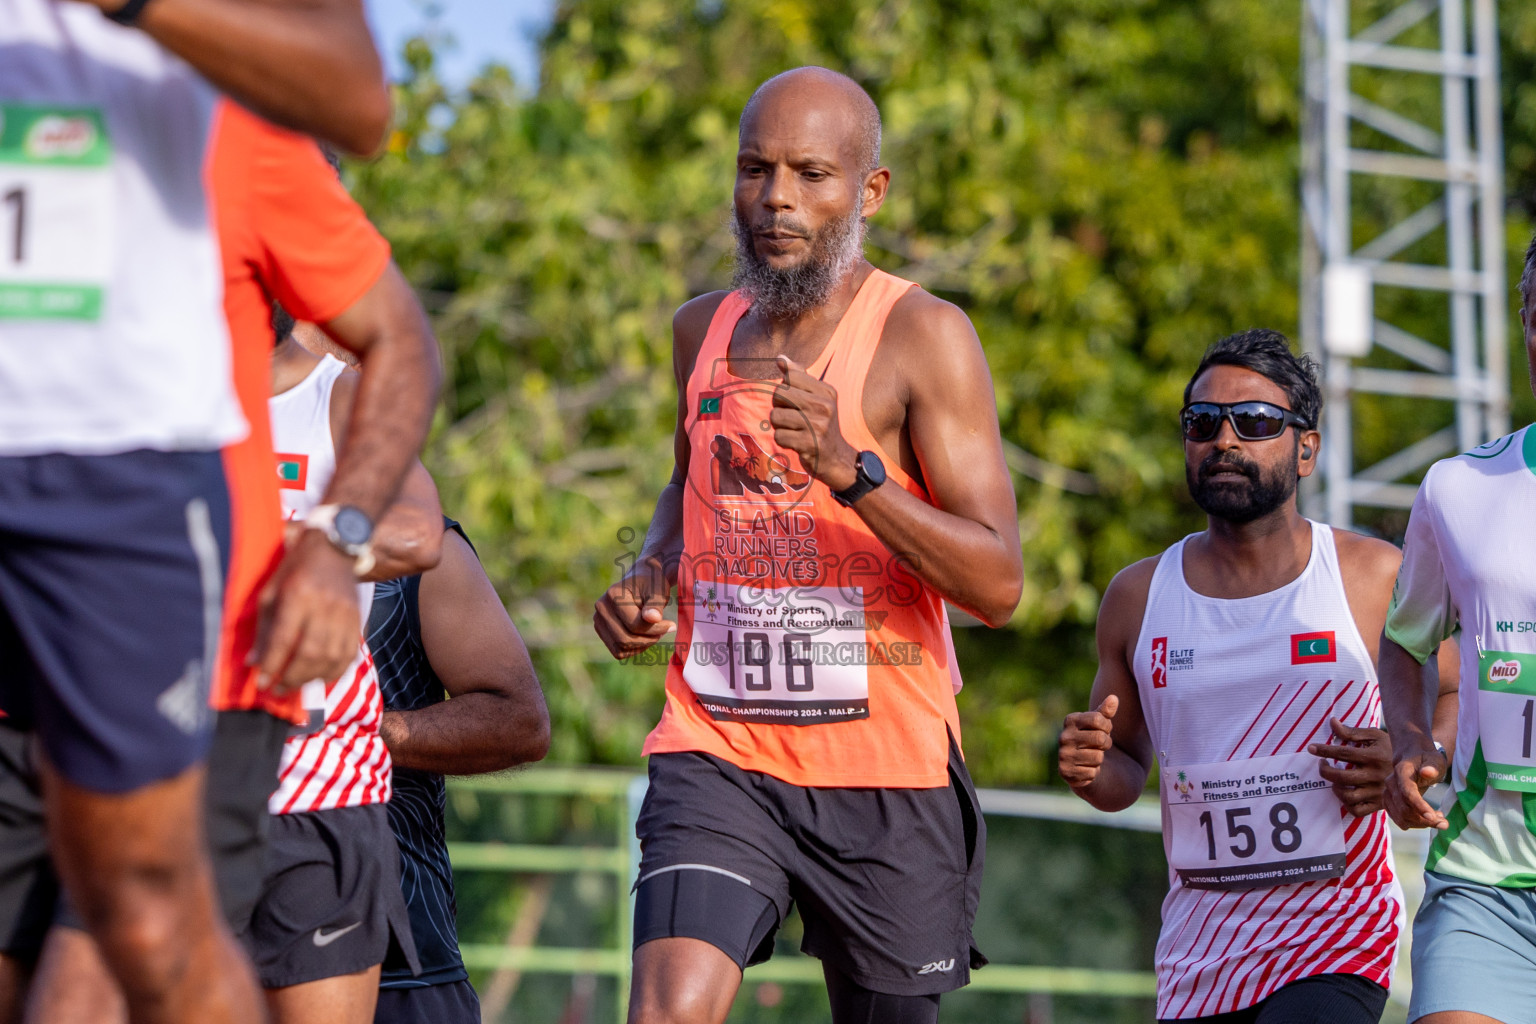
[1301,445,1314,459]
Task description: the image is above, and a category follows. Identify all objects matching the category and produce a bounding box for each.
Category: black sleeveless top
[369,520,470,989]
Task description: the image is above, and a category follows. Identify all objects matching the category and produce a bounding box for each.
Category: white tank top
[0,2,245,456]
[1131,522,1402,1018]
[267,354,389,814]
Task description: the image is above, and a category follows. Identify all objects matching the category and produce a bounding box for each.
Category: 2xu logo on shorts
[916,958,955,975]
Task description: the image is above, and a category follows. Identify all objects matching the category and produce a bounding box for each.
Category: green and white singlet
[0,1,244,456]
[1387,426,1536,886]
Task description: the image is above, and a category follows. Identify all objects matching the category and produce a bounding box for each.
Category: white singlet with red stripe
[266,354,390,814]
[1132,522,1402,1018]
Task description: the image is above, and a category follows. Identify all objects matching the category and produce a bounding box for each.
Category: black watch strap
[833,451,885,508]
[106,0,157,26]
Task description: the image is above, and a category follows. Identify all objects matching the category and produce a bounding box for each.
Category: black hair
[271,301,295,347]
[1184,328,1322,429]
[1521,231,1536,312]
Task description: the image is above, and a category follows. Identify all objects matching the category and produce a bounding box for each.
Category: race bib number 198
[1165,750,1345,891]
[682,582,871,725]
[0,105,114,322]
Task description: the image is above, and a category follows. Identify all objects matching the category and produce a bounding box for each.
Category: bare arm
[1433,638,1460,758]
[315,263,441,524]
[772,294,1023,626]
[72,0,389,156]
[380,530,550,773]
[1308,533,1402,817]
[252,264,441,689]
[1381,631,1451,829]
[326,369,443,581]
[593,293,724,658]
[1057,559,1157,811]
[1376,474,1457,828]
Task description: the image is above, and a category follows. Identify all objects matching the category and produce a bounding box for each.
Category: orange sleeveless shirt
[642,269,963,788]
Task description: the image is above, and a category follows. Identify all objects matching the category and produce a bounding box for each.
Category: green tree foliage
[349,0,1536,786]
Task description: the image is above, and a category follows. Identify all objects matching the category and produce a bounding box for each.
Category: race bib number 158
[0,105,114,323]
[1165,750,1345,891]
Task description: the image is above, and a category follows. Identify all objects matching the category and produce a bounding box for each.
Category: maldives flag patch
[698,391,723,420]
[275,453,309,490]
[1291,631,1336,665]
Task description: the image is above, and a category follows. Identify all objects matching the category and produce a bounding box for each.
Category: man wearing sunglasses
[1059,329,1416,1023]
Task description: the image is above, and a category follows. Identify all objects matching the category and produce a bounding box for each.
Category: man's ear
[1297,429,1321,479]
[861,167,891,219]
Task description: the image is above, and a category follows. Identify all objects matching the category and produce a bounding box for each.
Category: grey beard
[730,206,866,320]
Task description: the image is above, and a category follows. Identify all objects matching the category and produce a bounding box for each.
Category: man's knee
[628,938,739,1024]
[45,764,213,948]
[80,892,201,997]
[58,841,213,1002]
[628,987,725,1024]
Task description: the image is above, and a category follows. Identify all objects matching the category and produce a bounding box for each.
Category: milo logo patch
[26,116,97,159]
[1490,659,1523,683]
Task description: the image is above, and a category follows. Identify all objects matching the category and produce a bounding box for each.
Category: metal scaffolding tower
[1300,0,1508,529]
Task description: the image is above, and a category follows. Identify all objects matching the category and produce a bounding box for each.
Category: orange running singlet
[643,270,963,788]
[206,101,391,723]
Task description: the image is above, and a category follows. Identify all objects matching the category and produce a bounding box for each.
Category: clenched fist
[770,356,858,493]
[1058,695,1119,790]
[593,555,676,659]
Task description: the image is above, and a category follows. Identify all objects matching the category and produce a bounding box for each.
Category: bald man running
[594,68,1023,1024]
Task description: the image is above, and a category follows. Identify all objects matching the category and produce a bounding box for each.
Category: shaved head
[731,67,890,320]
[740,66,882,175]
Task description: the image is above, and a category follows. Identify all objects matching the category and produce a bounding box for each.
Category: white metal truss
[1300,0,1507,529]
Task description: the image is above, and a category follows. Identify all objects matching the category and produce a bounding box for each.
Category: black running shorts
[633,733,986,997]
[250,803,420,989]
[373,979,481,1024]
[2,709,288,953]
[204,709,289,937]
[0,721,53,959]
[1159,972,1389,1024]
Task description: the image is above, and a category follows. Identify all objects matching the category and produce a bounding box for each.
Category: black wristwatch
[833,451,887,507]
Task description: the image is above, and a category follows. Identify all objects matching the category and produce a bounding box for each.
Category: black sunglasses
[1180,401,1311,443]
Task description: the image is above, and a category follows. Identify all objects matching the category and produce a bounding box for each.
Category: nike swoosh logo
[312,922,362,947]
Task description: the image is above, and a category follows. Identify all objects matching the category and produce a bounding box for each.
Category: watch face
[333,506,374,547]
[859,451,887,486]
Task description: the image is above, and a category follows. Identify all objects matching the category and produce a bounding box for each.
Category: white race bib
[285,679,328,737]
[1165,750,1346,891]
[0,105,114,322]
[1477,650,1536,791]
[682,581,872,725]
